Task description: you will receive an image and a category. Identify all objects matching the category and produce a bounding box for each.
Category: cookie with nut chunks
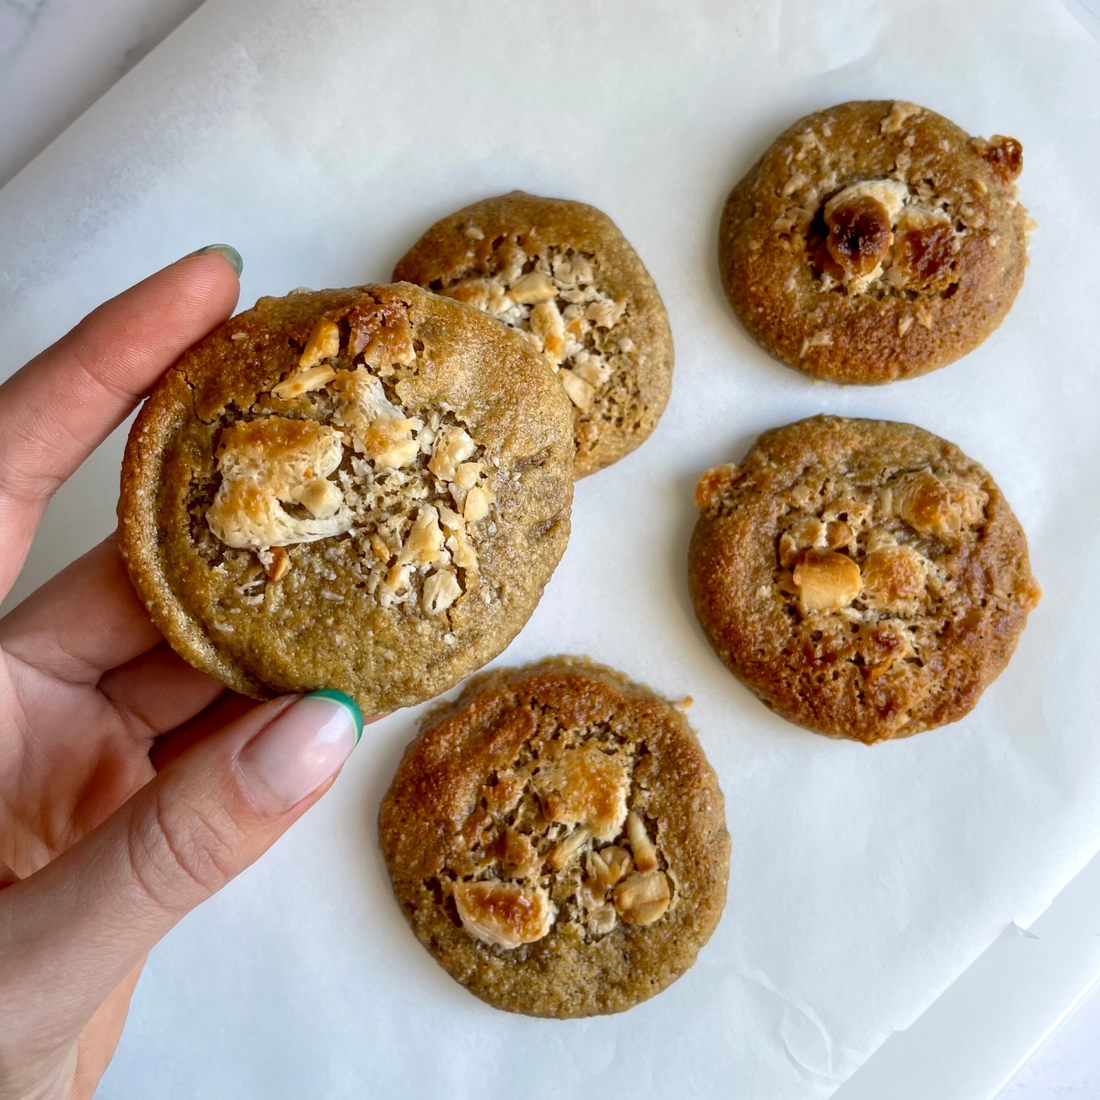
[394,191,674,477]
[689,416,1041,743]
[118,283,573,715]
[719,101,1031,383]
[378,658,730,1017]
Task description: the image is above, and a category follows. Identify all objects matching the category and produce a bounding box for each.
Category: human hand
[0,249,366,1100]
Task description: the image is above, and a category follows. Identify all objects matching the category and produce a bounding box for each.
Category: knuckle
[126,789,242,913]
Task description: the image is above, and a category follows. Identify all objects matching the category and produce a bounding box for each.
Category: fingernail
[237,690,362,812]
[188,243,244,277]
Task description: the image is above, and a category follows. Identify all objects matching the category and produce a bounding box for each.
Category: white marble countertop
[0,0,206,187]
[2,2,1099,1097]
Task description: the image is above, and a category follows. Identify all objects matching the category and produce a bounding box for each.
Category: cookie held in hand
[118,283,574,714]
[394,191,674,477]
[689,416,1041,742]
[378,658,730,1016]
[719,101,1031,383]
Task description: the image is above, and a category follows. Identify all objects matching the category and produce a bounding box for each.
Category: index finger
[0,247,241,599]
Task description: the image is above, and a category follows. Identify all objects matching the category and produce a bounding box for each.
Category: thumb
[0,689,362,1051]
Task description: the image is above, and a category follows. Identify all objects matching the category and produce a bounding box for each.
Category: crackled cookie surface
[719,101,1032,383]
[689,416,1041,742]
[378,658,730,1017]
[394,191,674,477]
[118,283,573,714]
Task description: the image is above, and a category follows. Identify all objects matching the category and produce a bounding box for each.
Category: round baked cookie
[118,283,574,714]
[378,658,730,1017]
[393,191,674,478]
[719,100,1032,384]
[689,416,1041,743]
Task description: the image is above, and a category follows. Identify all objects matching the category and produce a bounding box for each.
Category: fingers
[98,643,226,740]
[0,249,240,600]
[148,691,261,773]
[0,691,362,1059]
[1,535,227,738]
[69,960,146,1100]
[0,535,161,685]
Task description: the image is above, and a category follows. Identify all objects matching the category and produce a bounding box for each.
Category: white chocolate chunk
[207,417,351,549]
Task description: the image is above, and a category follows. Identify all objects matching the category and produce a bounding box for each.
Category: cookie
[689,416,1041,743]
[719,101,1031,384]
[378,658,730,1017]
[393,191,674,477]
[118,283,574,715]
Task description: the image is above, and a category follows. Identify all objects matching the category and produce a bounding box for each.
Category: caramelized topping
[886,472,987,542]
[345,298,416,369]
[533,743,629,841]
[453,880,554,949]
[811,239,846,282]
[978,135,1023,183]
[811,179,964,297]
[330,368,419,464]
[891,221,957,288]
[497,828,540,877]
[206,417,350,550]
[825,195,894,276]
[694,463,739,512]
[860,545,929,613]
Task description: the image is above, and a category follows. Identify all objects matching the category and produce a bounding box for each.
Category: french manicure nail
[238,690,362,812]
[188,243,244,277]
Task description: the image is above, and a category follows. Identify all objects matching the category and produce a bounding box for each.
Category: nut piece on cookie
[588,845,633,890]
[271,363,337,400]
[508,271,558,304]
[377,658,730,1017]
[546,825,592,871]
[118,283,574,715]
[393,191,674,478]
[260,546,291,582]
[298,316,340,368]
[688,415,1041,742]
[613,871,671,926]
[792,550,862,613]
[719,101,1031,383]
[625,811,659,873]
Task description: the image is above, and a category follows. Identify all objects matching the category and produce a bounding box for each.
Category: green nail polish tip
[190,243,243,276]
[306,688,364,745]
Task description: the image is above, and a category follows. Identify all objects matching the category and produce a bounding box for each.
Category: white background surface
[2,2,1100,1097]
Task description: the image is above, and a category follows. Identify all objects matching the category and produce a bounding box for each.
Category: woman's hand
[0,249,365,1100]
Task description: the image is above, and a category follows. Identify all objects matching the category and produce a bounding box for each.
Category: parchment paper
[1,1,1098,1097]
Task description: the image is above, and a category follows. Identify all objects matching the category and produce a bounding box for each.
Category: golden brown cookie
[378,658,730,1017]
[118,283,574,715]
[719,101,1032,384]
[394,191,674,477]
[689,416,1041,742]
